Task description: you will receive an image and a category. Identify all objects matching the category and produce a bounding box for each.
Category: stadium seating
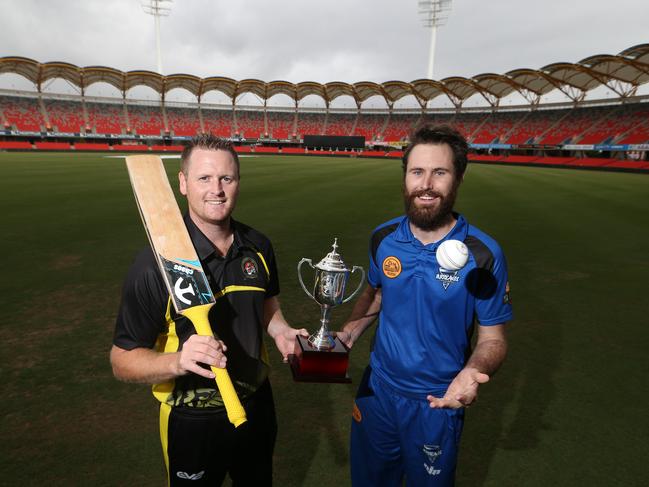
[325,113,356,136]
[472,111,526,144]
[0,95,44,132]
[296,112,326,137]
[266,111,295,139]
[609,104,649,144]
[126,104,165,136]
[202,107,234,137]
[43,99,85,133]
[235,109,265,139]
[382,113,420,142]
[85,101,125,134]
[354,113,386,140]
[505,109,563,144]
[1,92,648,169]
[166,106,201,137]
[540,105,612,144]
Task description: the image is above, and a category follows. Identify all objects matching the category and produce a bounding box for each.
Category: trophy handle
[342,266,365,304]
[297,258,316,301]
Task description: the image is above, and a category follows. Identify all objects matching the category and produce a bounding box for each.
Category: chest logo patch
[241,257,258,279]
[382,256,402,278]
[436,268,460,290]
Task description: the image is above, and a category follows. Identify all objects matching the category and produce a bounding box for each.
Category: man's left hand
[427,367,490,409]
[273,326,309,362]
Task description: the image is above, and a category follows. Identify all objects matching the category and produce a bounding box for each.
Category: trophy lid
[315,238,349,272]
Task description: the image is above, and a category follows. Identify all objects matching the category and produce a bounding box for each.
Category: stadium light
[142,0,173,74]
[418,0,453,80]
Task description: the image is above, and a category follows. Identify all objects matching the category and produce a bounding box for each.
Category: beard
[403,184,458,231]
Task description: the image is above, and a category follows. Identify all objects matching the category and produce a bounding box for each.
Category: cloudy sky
[0,0,648,105]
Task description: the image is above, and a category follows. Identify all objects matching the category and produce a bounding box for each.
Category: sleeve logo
[503,281,511,304]
[382,256,402,279]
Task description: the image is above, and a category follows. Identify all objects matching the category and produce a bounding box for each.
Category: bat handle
[181,303,247,428]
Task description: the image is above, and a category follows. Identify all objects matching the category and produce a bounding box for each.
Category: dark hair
[401,124,468,178]
[180,133,240,177]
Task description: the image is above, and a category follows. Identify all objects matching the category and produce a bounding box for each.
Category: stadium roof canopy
[1,43,648,108]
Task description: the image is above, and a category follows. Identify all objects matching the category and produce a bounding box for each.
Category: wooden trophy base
[288,335,351,383]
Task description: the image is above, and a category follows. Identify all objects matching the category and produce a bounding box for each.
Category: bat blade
[125,154,246,427]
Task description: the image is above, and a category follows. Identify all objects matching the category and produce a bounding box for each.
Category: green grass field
[1,151,647,486]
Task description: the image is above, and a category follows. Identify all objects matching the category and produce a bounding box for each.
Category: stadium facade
[1,44,648,171]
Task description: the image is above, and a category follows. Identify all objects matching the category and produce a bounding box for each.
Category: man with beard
[338,124,512,486]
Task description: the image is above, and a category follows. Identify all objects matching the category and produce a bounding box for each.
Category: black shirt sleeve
[262,240,280,298]
[113,247,170,350]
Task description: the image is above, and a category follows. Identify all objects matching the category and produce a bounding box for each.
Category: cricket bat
[125,154,247,428]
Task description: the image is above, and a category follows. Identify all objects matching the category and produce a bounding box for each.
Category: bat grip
[181,303,247,428]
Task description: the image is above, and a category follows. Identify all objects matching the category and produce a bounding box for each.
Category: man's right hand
[176,334,228,379]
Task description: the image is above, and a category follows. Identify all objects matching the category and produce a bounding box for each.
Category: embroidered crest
[382,256,402,279]
[241,257,258,279]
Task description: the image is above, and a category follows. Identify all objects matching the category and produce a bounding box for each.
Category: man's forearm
[341,286,381,345]
[465,338,507,376]
[110,346,181,384]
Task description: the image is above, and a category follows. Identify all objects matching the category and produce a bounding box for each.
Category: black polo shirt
[114,215,279,409]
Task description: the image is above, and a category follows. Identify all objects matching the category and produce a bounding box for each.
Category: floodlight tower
[142,0,173,74]
[418,0,453,80]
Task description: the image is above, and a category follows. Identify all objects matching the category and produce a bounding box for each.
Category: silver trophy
[297,238,365,350]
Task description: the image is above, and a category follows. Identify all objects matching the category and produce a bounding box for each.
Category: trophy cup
[289,238,365,383]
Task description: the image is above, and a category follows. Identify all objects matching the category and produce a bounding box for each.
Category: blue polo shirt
[367,213,513,396]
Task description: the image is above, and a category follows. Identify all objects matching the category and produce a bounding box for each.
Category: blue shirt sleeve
[475,244,513,326]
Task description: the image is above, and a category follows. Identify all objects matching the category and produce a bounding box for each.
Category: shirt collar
[183,214,243,260]
[394,212,468,246]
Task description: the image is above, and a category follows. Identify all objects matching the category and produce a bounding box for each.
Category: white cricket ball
[436,239,469,271]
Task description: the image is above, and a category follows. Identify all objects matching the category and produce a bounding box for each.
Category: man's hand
[427,367,490,409]
[175,334,228,379]
[272,326,309,362]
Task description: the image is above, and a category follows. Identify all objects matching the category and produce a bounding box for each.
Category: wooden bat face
[125,154,216,313]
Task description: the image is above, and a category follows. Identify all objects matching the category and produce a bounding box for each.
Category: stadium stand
[472,111,526,144]
[1,43,649,172]
[607,104,649,144]
[266,110,295,139]
[325,113,356,136]
[202,107,233,137]
[166,106,201,137]
[505,109,563,144]
[235,109,265,139]
[126,104,165,136]
[296,112,326,137]
[85,101,125,134]
[382,113,420,142]
[43,99,85,133]
[0,95,44,132]
[354,113,388,141]
[540,105,614,144]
